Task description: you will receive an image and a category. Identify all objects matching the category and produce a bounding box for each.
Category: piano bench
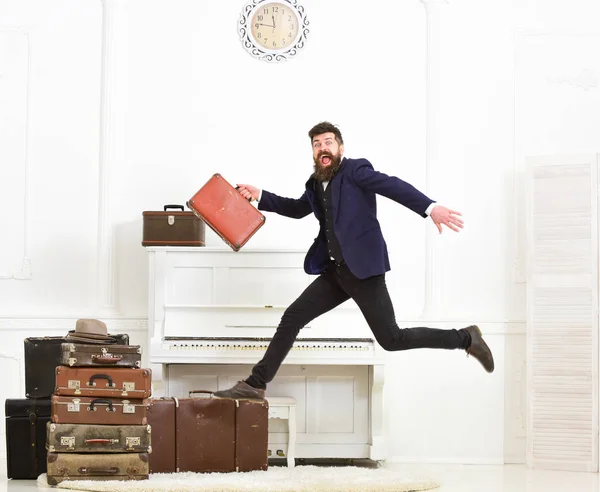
[266,396,297,468]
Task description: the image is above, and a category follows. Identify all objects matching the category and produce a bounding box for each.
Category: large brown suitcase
[177,391,268,473]
[55,366,151,399]
[46,422,151,453]
[146,397,177,473]
[46,452,149,485]
[145,393,268,473]
[24,334,129,399]
[60,343,142,368]
[142,204,206,247]
[187,173,266,251]
[51,395,149,426]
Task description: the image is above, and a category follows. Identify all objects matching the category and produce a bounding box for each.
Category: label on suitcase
[46,452,149,485]
[60,343,142,368]
[24,334,130,399]
[5,398,51,479]
[51,395,149,425]
[55,366,152,399]
[187,173,266,251]
[146,397,177,473]
[46,422,151,453]
[142,204,206,246]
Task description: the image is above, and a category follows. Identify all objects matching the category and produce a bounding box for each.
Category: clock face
[250,2,300,52]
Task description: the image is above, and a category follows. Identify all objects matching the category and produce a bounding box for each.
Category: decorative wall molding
[96,0,128,313]
[0,317,147,332]
[419,0,449,317]
[0,28,32,281]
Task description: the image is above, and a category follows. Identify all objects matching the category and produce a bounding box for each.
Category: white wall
[1,0,599,469]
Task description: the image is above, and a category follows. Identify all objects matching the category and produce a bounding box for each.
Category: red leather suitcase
[187,173,266,251]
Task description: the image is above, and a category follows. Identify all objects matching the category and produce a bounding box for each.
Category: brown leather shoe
[465,325,495,373]
[212,381,265,400]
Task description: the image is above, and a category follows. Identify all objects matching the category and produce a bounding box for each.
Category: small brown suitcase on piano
[60,343,142,368]
[46,452,149,485]
[142,204,206,247]
[46,422,151,453]
[51,395,149,426]
[54,366,152,399]
[187,173,266,251]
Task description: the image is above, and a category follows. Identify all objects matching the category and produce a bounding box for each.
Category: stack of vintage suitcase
[45,335,152,485]
[4,321,129,480]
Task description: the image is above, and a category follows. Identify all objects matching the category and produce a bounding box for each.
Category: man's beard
[313,152,342,182]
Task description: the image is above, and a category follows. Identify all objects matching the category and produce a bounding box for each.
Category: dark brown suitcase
[187,173,266,251]
[176,391,268,473]
[46,422,151,453]
[142,204,206,247]
[146,397,177,473]
[55,366,151,399]
[51,395,149,426]
[60,343,142,368]
[5,398,50,479]
[24,334,129,399]
[46,452,149,485]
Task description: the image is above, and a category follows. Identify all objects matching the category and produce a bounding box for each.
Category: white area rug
[37,466,440,492]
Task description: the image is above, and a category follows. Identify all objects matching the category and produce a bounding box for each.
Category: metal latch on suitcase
[126,437,141,450]
[60,437,75,449]
[122,400,135,414]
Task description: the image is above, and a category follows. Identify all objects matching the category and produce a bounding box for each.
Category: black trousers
[245,261,470,390]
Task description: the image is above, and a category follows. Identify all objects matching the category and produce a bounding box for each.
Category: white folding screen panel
[526,153,599,472]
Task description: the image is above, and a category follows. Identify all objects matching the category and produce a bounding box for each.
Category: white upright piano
[146,247,387,461]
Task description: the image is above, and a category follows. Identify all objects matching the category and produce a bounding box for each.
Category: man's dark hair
[308,121,344,146]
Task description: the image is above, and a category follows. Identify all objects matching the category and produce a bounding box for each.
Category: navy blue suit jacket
[258,157,435,279]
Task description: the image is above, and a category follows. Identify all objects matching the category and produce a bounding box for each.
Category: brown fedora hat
[65,318,117,345]
[75,318,108,336]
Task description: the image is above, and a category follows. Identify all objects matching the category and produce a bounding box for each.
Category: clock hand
[272,15,275,32]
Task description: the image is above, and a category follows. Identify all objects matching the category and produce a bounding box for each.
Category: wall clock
[239,0,309,62]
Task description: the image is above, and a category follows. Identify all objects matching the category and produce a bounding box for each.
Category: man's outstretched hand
[236,184,260,202]
[430,205,464,233]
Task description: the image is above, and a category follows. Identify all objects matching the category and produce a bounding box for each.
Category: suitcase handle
[88,374,115,388]
[88,399,115,412]
[164,204,184,211]
[235,186,252,202]
[78,466,119,475]
[189,390,213,397]
[92,355,122,364]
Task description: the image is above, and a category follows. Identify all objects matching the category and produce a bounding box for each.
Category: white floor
[2,463,600,491]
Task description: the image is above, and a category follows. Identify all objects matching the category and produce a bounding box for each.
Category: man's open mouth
[320,154,332,166]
